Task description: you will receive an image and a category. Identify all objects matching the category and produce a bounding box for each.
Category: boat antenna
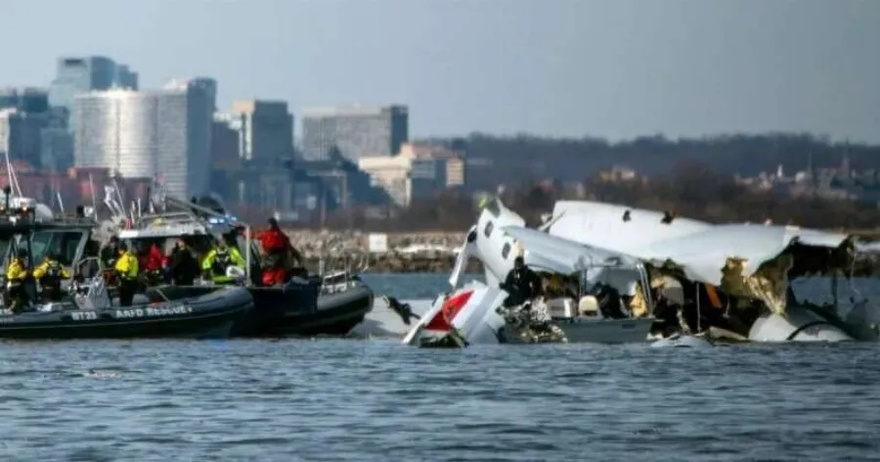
[2,149,23,198]
[112,176,125,211]
[88,173,98,220]
[56,190,65,214]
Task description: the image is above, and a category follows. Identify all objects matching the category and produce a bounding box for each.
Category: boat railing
[316,254,367,295]
[134,211,209,229]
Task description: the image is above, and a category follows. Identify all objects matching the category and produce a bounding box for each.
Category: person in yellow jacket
[5,248,30,313]
[32,252,72,302]
[201,243,245,285]
[113,242,139,307]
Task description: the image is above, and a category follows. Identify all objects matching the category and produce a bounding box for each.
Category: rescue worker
[5,248,30,313]
[500,256,542,307]
[100,235,120,269]
[114,242,139,307]
[255,218,300,285]
[169,239,199,286]
[201,242,245,285]
[140,242,165,287]
[32,252,72,302]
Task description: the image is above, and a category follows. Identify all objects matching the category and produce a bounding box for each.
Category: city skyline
[2,0,879,143]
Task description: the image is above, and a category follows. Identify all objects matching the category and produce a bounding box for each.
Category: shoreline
[287,230,482,274]
[285,230,880,276]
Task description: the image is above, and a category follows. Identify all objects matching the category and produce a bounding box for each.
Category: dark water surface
[1,274,879,461]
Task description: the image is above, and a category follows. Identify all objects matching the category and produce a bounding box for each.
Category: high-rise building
[229,100,294,162]
[301,105,408,161]
[39,107,74,172]
[73,79,214,199]
[0,87,49,113]
[48,56,139,134]
[0,108,49,168]
[0,88,56,169]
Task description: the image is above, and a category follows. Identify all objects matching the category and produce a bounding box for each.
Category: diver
[114,242,139,307]
[169,239,199,286]
[100,235,120,269]
[500,256,542,308]
[5,248,30,313]
[201,242,245,285]
[32,252,72,302]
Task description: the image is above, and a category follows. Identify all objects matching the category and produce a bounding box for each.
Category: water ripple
[2,273,880,460]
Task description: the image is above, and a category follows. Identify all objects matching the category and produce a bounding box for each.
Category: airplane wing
[501,225,641,274]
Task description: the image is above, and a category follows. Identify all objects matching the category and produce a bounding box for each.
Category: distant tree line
[321,160,880,232]
[420,132,878,192]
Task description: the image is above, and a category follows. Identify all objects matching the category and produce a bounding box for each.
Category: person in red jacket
[141,242,165,287]
[255,218,290,255]
[255,218,298,286]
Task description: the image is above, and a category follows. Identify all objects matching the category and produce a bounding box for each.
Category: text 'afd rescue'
[116,306,194,319]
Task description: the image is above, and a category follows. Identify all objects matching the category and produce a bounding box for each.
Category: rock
[285,229,482,273]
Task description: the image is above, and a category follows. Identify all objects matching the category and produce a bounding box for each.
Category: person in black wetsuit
[99,236,120,269]
[500,256,542,307]
[168,238,199,286]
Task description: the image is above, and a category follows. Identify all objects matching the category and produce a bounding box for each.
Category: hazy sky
[3,0,879,142]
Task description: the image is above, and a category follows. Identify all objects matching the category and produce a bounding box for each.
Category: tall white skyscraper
[73,78,215,199]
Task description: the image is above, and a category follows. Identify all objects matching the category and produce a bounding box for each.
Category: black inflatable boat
[155,275,374,337]
[0,285,253,340]
[238,275,374,337]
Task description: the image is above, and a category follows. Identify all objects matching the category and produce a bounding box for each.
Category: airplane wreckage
[401,198,880,348]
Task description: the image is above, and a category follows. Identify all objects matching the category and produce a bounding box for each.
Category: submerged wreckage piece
[401,282,507,347]
[749,306,852,342]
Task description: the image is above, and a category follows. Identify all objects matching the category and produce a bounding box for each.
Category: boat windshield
[28,229,87,266]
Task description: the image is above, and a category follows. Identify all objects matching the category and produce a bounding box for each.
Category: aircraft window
[501,242,511,259]
[483,220,494,238]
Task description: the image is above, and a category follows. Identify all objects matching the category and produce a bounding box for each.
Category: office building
[358,151,446,208]
[73,78,214,199]
[48,56,139,134]
[229,100,294,162]
[0,87,49,113]
[398,142,465,187]
[0,108,48,168]
[301,105,408,161]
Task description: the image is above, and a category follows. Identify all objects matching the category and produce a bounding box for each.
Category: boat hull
[0,286,252,340]
[232,278,374,337]
[552,317,654,343]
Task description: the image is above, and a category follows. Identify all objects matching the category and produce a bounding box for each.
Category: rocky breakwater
[285,230,484,273]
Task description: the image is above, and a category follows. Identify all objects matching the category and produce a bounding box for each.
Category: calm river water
[1,273,878,461]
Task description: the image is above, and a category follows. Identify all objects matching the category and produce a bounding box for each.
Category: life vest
[211,249,232,275]
[45,261,63,279]
[41,261,64,288]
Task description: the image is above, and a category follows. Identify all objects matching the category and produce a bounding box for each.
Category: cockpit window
[483,220,494,238]
[501,242,511,259]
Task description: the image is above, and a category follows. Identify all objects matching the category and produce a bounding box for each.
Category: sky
[3,0,879,143]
